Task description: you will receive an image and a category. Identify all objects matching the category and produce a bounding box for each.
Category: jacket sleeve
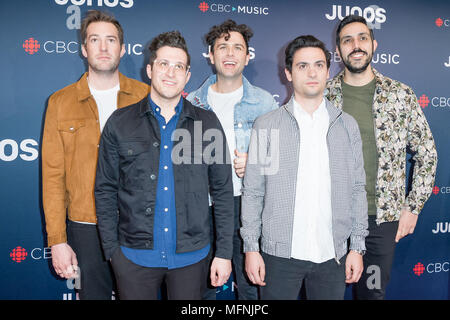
[94,117,120,260]
[207,113,234,260]
[240,117,267,253]
[348,116,369,252]
[42,94,68,247]
[404,89,438,215]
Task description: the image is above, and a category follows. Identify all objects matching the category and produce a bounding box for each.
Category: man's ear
[284,68,293,82]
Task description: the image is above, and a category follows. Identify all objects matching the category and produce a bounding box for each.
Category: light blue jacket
[187,75,279,152]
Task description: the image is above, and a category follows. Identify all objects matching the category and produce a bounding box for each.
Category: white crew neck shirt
[89,83,120,132]
[207,85,243,197]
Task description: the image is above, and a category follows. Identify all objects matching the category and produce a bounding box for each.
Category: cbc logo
[10,246,52,263]
[22,38,143,56]
[435,17,450,27]
[418,94,450,108]
[0,139,39,162]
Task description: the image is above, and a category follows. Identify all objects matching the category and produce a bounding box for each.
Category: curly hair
[205,19,253,54]
[148,30,190,66]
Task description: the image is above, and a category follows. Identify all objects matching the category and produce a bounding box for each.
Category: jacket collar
[139,96,197,121]
[75,72,133,102]
[284,95,342,124]
[326,67,385,103]
[193,74,260,108]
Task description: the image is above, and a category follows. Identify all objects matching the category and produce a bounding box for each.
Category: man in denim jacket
[187,19,278,300]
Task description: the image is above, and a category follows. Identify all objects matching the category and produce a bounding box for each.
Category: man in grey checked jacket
[241,35,369,300]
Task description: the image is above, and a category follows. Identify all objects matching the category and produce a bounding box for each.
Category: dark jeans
[66,220,114,300]
[110,248,209,300]
[203,196,258,300]
[353,216,398,300]
[260,252,346,300]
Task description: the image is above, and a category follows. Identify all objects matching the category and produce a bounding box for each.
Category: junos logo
[202,46,255,60]
[54,0,134,8]
[325,4,387,29]
[432,222,450,234]
[0,139,39,162]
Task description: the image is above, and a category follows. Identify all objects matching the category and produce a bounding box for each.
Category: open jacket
[94,97,234,260]
[241,97,368,261]
[325,68,437,223]
[187,74,279,152]
[42,72,149,247]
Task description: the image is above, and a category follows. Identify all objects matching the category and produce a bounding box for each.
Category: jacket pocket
[118,141,152,191]
[57,119,86,133]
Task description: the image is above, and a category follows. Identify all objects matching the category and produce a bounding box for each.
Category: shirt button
[150,174,156,180]
[164,228,168,232]
[164,145,168,149]
[162,125,166,129]
[153,142,159,148]
[164,187,168,191]
[164,208,168,212]
[145,207,152,214]
[237,122,243,128]
[156,108,160,112]
[164,165,168,170]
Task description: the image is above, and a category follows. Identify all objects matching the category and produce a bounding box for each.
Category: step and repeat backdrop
[0,0,449,300]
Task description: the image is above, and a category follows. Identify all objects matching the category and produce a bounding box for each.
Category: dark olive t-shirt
[342,79,377,215]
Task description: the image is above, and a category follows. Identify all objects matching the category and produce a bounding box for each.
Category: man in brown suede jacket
[41,10,149,299]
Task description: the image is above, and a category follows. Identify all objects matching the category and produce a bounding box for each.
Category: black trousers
[110,248,209,300]
[354,216,398,300]
[66,220,115,300]
[260,252,346,300]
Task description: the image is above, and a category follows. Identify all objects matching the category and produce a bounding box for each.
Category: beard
[88,57,120,75]
[340,48,373,74]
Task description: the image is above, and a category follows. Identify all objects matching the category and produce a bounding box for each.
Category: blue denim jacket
[187,75,279,152]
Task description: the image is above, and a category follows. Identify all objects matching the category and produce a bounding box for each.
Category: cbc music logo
[325,5,387,29]
[10,246,28,263]
[432,185,450,195]
[22,37,143,56]
[435,17,449,27]
[418,94,450,109]
[9,246,52,263]
[23,38,40,55]
[198,2,269,15]
[330,51,399,65]
[413,261,450,276]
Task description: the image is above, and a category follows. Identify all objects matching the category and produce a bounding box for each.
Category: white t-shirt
[207,85,243,197]
[290,98,335,263]
[74,83,119,225]
[89,83,120,132]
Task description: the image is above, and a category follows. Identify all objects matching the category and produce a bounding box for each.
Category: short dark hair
[336,15,374,47]
[80,10,124,45]
[285,35,331,72]
[148,31,190,67]
[205,19,253,54]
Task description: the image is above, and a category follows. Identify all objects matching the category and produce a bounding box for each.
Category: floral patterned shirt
[325,68,437,224]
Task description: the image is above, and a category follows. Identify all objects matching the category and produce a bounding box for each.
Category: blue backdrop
[1,0,449,300]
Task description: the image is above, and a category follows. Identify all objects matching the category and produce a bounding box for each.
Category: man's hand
[345,250,363,283]
[245,252,266,286]
[51,243,78,279]
[233,150,248,178]
[210,257,232,287]
[395,208,418,243]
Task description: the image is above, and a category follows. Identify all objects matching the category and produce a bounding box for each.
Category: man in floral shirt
[326,15,437,299]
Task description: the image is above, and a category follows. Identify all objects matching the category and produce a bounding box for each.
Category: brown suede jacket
[42,72,149,247]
